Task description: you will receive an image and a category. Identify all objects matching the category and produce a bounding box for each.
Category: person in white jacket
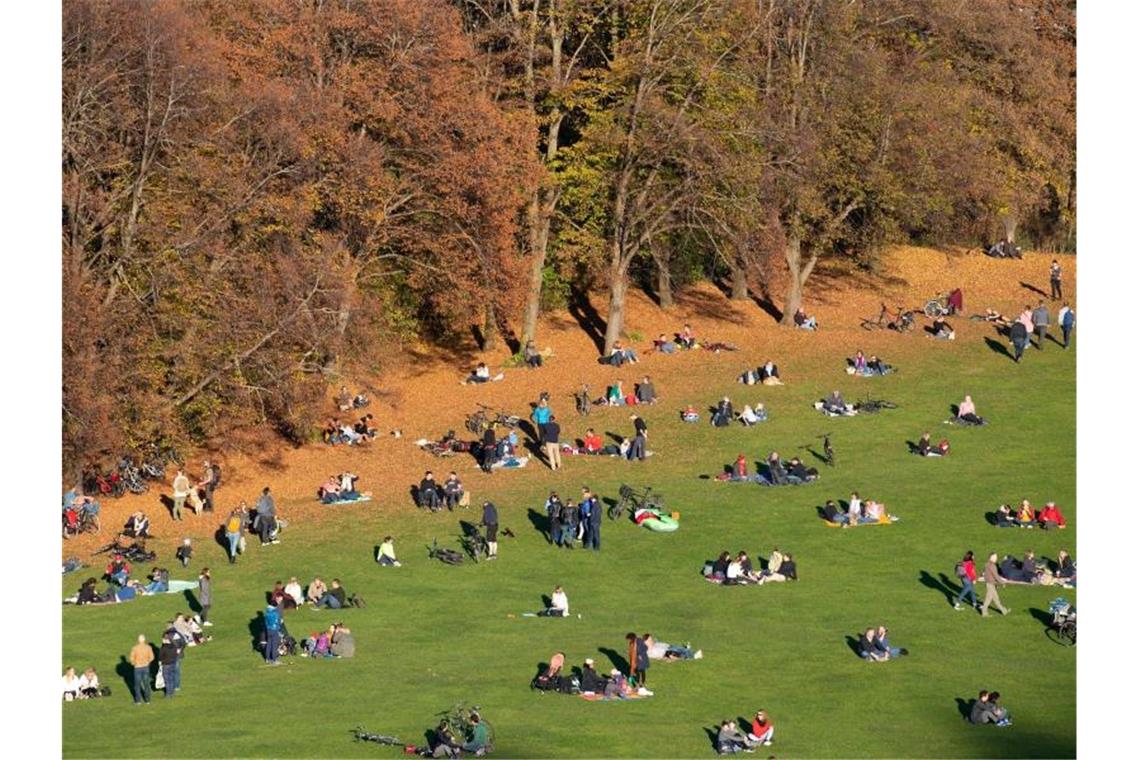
[540,586,569,617]
[63,667,81,701]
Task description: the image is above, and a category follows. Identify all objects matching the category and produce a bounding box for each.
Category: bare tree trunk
[1002,215,1017,244]
[779,233,817,325]
[729,256,749,300]
[656,256,674,309]
[603,258,629,354]
[482,302,500,352]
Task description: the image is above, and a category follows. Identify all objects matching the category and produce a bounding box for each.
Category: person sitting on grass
[678,324,697,349]
[330,623,355,658]
[822,500,848,525]
[956,395,986,425]
[78,667,105,699]
[603,669,630,699]
[760,360,782,384]
[1055,549,1076,584]
[606,341,639,367]
[851,350,868,374]
[523,340,543,369]
[724,555,747,585]
[705,551,732,581]
[970,690,1012,727]
[793,307,818,330]
[105,554,131,587]
[142,566,169,594]
[353,414,378,441]
[822,390,847,415]
[730,454,750,481]
[748,710,775,747]
[582,429,604,454]
[313,578,347,609]
[63,667,82,701]
[716,720,757,753]
[461,712,490,754]
[786,457,818,483]
[738,404,766,426]
[994,504,1017,528]
[580,658,609,694]
[764,451,789,486]
[419,471,441,511]
[1015,499,1036,528]
[377,536,401,566]
[736,551,762,583]
[711,397,734,427]
[284,577,304,607]
[441,472,465,510]
[635,376,658,405]
[538,585,569,617]
[857,628,890,662]
[318,474,342,503]
[682,404,700,423]
[930,317,955,340]
[301,628,332,658]
[915,432,949,457]
[654,333,677,354]
[1038,501,1067,530]
[860,498,897,524]
[463,362,493,385]
[122,512,150,540]
[872,625,907,659]
[867,355,891,375]
[605,381,625,406]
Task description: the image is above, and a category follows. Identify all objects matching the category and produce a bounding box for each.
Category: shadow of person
[248,612,265,654]
[844,634,863,657]
[1028,607,1053,626]
[526,508,550,542]
[956,697,975,721]
[918,570,956,605]
[983,337,1015,361]
[597,647,628,674]
[704,726,721,752]
[114,655,135,692]
[183,588,201,615]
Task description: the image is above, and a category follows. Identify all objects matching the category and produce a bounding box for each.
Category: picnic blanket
[580,691,652,702]
[488,456,530,470]
[823,516,898,528]
[321,494,373,505]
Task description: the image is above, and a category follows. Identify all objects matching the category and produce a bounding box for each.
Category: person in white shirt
[726,558,745,583]
[78,667,101,698]
[284,577,304,606]
[63,667,81,701]
[847,492,863,525]
[540,585,569,617]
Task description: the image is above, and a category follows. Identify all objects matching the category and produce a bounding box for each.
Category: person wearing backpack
[954,551,979,612]
[225,510,242,564]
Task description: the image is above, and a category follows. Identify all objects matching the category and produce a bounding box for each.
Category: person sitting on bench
[793,307,817,330]
[418,471,441,511]
[711,397,734,427]
[956,395,985,425]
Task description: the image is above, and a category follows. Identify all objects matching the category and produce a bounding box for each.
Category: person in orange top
[582,429,603,455]
[1038,502,1067,529]
[128,634,154,704]
[748,710,775,746]
[1015,500,1036,528]
[734,454,748,479]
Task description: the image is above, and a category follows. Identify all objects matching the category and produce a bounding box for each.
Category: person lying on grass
[785,457,818,483]
[970,691,1012,726]
[955,395,986,425]
[793,307,818,330]
[644,633,702,660]
[654,333,677,354]
[682,404,700,422]
[605,341,639,367]
[915,432,950,457]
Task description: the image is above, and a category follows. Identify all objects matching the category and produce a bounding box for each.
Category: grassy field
[62,329,1076,758]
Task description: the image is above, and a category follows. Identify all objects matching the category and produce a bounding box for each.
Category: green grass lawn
[62,334,1075,758]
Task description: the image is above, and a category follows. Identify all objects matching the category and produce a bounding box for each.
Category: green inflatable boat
[634,508,679,532]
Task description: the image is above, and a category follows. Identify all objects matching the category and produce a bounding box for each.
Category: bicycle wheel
[923,300,940,317]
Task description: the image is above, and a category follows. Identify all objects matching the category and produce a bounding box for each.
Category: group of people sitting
[969,690,1013,726]
[462,362,506,385]
[709,397,769,427]
[269,576,363,611]
[913,432,951,457]
[479,428,524,471]
[317,471,363,503]
[417,471,466,511]
[62,666,110,701]
[856,625,908,662]
[321,414,377,445]
[847,351,893,376]
[993,499,1068,529]
[715,711,775,753]
[702,549,798,585]
[299,622,356,658]
[821,492,899,526]
[996,550,1075,587]
[738,360,782,386]
[651,325,737,354]
[816,390,854,416]
[762,451,817,485]
[603,341,640,367]
[591,377,658,406]
[335,386,370,412]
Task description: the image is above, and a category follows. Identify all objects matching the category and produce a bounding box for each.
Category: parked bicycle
[427,538,464,565]
[465,405,521,435]
[1046,598,1076,647]
[351,727,403,746]
[610,484,665,520]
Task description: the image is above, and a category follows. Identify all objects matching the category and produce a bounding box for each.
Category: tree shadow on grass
[918,570,957,606]
[567,288,606,355]
[597,647,628,674]
[983,337,1015,361]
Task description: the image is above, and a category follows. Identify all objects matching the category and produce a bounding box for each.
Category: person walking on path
[541,415,562,471]
[482,501,499,560]
[954,551,979,611]
[129,634,154,704]
[172,470,191,521]
[264,600,282,664]
[1050,259,1063,300]
[1059,303,1075,349]
[1031,301,1050,350]
[197,568,213,626]
[158,635,179,697]
[980,552,1010,617]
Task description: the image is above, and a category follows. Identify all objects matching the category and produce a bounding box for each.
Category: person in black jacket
[480,428,497,473]
[1009,320,1029,363]
[583,488,601,551]
[712,398,733,427]
[419,471,441,511]
[559,500,578,547]
[766,452,789,485]
[158,635,179,697]
[580,658,608,693]
[482,501,499,559]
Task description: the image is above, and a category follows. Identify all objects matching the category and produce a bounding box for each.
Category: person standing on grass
[1009,318,1029,363]
[224,509,242,564]
[197,568,213,626]
[635,633,651,691]
[172,470,191,521]
[954,551,979,611]
[263,600,283,664]
[129,634,154,704]
[546,492,564,546]
[1031,300,1050,349]
[980,552,1010,617]
[583,488,601,550]
[482,501,499,560]
[541,415,562,471]
[1050,259,1063,300]
[158,634,179,698]
[531,398,552,444]
[1059,303,1075,349]
[255,487,277,545]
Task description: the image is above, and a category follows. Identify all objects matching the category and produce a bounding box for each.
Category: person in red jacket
[734,454,748,480]
[748,710,775,746]
[1038,502,1067,530]
[582,429,603,455]
[106,554,131,586]
[954,550,979,611]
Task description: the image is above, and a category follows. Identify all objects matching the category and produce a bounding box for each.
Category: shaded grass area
[63,339,1075,758]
